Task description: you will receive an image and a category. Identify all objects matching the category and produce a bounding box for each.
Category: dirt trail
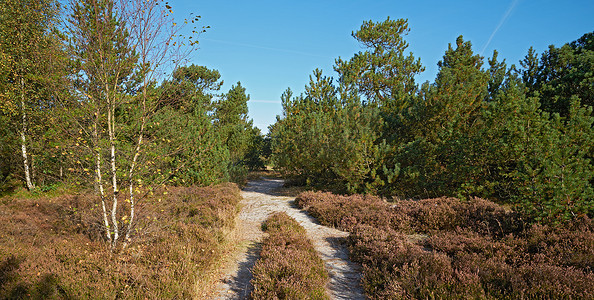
[211,178,364,299]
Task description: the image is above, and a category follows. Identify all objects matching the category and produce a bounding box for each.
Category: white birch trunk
[20,79,34,191]
[124,96,146,247]
[97,151,112,242]
[20,130,34,190]
[94,108,112,243]
[107,94,119,249]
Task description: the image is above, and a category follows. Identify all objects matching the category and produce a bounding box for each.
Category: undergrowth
[0,183,241,299]
[296,191,594,299]
[251,212,329,300]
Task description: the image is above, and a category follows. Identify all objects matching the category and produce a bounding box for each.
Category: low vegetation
[296,191,594,299]
[251,212,329,300]
[0,183,241,299]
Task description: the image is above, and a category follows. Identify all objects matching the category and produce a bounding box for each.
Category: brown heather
[251,212,329,300]
[296,191,594,299]
[0,183,241,299]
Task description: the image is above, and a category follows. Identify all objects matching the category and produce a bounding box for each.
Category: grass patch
[0,183,241,299]
[296,191,594,299]
[251,212,329,300]
[247,169,283,182]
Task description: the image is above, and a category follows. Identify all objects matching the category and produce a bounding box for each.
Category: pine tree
[392,36,488,197]
[152,65,229,186]
[520,32,594,116]
[335,17,424,109]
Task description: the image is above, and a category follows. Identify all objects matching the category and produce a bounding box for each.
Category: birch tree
[0,0,62,191]
[67,0,200,249]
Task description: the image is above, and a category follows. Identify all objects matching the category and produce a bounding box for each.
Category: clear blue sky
[172,0,594,133]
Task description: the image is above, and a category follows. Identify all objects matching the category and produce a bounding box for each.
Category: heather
[296,191,594,299]
[0,183,241,299]
[251,212,329,299]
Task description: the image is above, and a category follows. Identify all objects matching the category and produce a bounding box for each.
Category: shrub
[297,191,594,299]
[0,183,241,299]
[296,191,409,232]
[251,212,329,299]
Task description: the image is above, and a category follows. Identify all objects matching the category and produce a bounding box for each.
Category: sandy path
[211,178,364,299]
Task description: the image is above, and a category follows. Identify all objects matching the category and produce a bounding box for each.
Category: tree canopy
[271,19,593,224]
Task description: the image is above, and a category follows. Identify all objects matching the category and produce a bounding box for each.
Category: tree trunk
[20,79,34,191]
[97,151,112,242]
[124,88,147,247]
[94,106,112,243]
[124,134,142,247]
[107,94,119,249]
[20,131,34,190]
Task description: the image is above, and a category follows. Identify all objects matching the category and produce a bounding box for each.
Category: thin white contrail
[203,38,330,58]
[481,0,520,55]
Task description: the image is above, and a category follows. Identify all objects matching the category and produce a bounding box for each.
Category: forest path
[210,178,364,299]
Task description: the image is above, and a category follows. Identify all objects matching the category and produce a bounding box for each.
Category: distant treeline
[270,18,593,224]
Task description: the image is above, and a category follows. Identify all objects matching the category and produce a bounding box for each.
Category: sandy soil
[210,178,364,299]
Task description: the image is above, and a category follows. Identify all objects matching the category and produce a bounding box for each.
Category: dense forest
[270,18,593,224]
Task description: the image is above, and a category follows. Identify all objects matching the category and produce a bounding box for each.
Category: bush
[251,212,329,300]
[297,191,594,299]
[295,191,406,232]
[0,183,241,299]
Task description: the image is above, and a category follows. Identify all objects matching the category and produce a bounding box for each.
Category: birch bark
[20,78,34,191]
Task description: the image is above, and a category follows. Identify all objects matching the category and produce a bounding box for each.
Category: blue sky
[172,0,594,133]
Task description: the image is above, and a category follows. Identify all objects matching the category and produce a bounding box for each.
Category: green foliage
[335,17,424,108]
[384,36,489,198]
[214,82,263,182]
[0,114,16,184]
[243,131,269,171]
[149,65,230,186]
[167,64,223,111]
[272,19,593,224]
[0,0,260,192]
[271,69,382,193]
[510,98,593,222]
[527,32,594,116]
[387,36,593,221]
[137,65,263,187]
[0,0,67,189]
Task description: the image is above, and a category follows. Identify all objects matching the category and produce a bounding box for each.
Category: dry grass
[0,183,241,299]
[247,169,283,182]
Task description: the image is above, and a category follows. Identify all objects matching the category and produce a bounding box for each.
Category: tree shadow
[242,178,285,196]
[321,236,365,300]
[222,242,261,300]
[0,255,72,299]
